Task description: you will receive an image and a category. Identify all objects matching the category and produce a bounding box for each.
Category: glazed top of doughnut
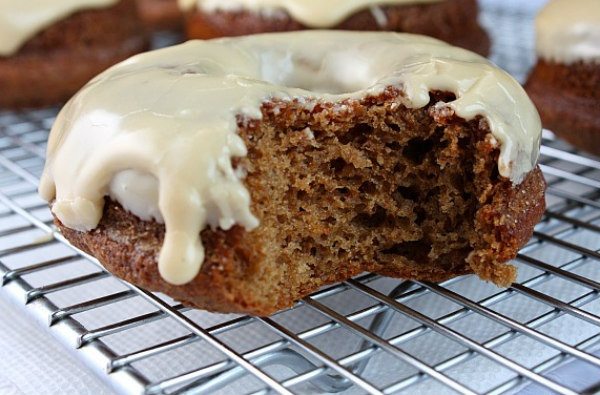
[536,0,600,64]
[179,0,444,28]
[40,31,541,286]
[0,0,119,56]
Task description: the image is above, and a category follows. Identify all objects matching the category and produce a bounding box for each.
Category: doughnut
[0,0,148,109]
[41,32,545,315]
[525,0,600,155]
[179,0,490,56]
[136,0,183,31]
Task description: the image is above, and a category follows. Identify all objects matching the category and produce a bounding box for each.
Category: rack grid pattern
[1,2,600,395]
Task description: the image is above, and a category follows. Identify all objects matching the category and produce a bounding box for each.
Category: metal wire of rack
[1,1,600,394]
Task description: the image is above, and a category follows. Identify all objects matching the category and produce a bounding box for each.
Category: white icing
[40,31,541,286]
[536,0,600,64]
[179,0,444,28]
[0,0,119,56]
[110,170,164,223]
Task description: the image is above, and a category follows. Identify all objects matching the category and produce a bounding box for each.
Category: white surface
[0,293,113,395]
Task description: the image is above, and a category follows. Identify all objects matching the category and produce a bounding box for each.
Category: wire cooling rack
[2,2,600,394]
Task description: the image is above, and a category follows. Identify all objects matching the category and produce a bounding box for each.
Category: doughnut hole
[259,49,377,94]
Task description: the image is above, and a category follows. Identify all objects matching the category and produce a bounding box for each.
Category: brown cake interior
[57,89,546,315]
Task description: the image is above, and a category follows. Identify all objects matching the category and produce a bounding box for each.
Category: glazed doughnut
[41,31,545,315]
[0,0,148,109]
[525,0,600,154]
[180,0,490,56]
